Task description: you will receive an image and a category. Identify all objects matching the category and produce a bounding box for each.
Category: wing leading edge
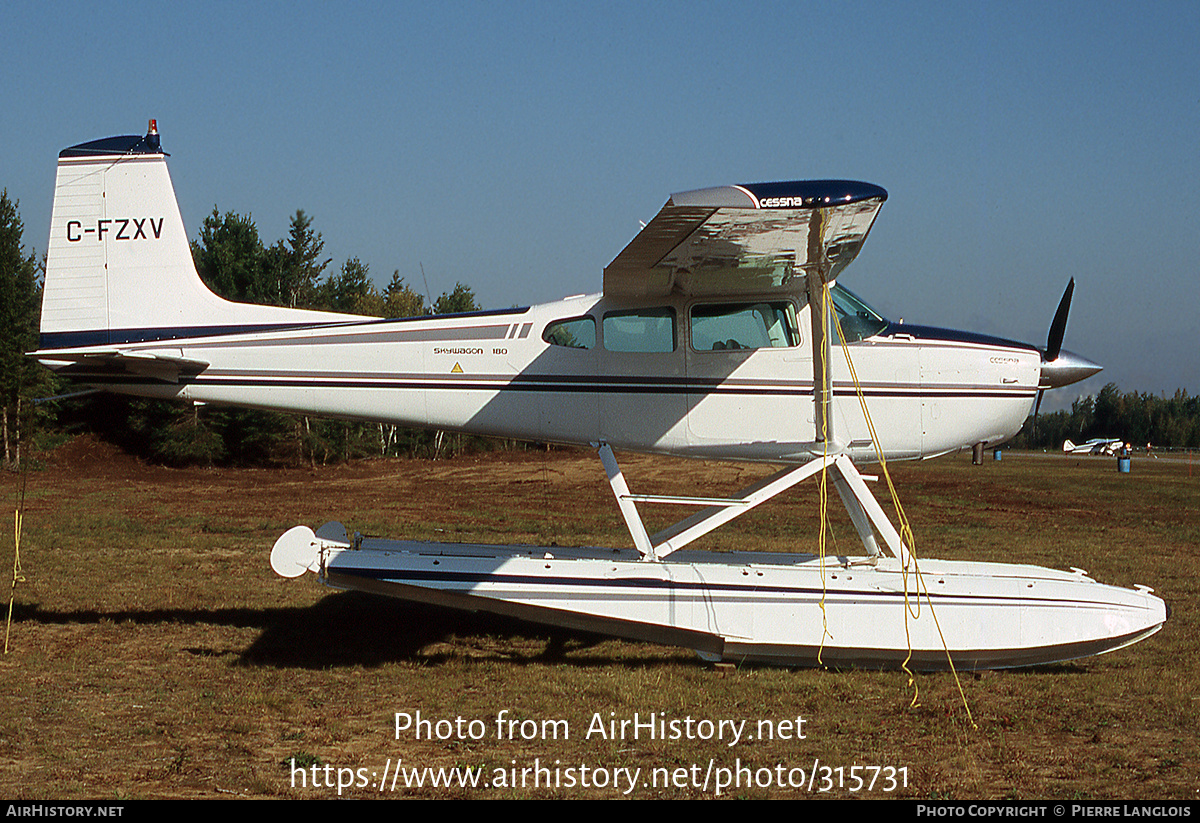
[603,180,887,299]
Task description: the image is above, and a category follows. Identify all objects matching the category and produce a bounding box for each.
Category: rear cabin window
[690,302,798,351]
[543,316,596,349]
[602,308,676,353]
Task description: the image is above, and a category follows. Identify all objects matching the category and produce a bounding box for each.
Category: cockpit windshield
[829,282,888,342]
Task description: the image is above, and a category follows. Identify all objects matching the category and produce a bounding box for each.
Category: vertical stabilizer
[40,121,354,350]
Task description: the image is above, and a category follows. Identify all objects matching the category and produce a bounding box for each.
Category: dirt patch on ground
[41,433,150,475]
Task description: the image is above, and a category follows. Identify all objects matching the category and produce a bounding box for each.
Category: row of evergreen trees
[1009,384,1200,451]
[0,192,493,468]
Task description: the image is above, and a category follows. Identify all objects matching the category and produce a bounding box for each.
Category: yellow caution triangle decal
[451,362,463,374]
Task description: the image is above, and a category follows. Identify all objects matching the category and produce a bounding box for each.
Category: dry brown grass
[1,438,1196,799]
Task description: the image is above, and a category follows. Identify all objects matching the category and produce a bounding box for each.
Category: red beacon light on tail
[145,119,161,153]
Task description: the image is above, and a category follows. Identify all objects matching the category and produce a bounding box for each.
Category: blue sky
[3,1,1197,405]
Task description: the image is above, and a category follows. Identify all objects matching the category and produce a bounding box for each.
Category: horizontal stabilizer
[31,348,210,384]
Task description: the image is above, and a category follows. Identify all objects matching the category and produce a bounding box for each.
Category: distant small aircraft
[29,121,1166,670]
[1064,438,1126,456]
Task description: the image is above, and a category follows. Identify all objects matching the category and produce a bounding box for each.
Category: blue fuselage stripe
[335,566,1104,608]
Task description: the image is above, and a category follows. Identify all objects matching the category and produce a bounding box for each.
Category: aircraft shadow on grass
[10,596,677,669]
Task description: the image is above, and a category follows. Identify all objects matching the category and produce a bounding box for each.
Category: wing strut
[805,207,833,446]
[597,444,909,565]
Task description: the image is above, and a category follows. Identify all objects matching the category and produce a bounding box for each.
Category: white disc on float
[271,526,319,578]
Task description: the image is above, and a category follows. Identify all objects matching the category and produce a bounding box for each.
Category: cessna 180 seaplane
[31,122,1167,670]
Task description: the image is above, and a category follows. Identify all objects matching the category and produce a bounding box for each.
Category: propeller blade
[1045,278,1075,363]
[1036,279,1101,399]
[1032,388,1045,437]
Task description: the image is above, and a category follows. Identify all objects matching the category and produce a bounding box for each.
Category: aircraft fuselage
[50,290,1040,464]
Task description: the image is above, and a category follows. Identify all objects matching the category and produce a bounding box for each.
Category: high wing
[603,180,887,299]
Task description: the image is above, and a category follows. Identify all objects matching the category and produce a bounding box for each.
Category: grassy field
[0,438,1196,799]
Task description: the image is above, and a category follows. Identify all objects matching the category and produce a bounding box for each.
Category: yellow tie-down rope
[820,287,975,726]
[6,475,27,655]
[6,511,21,654]
[6,401,33,656]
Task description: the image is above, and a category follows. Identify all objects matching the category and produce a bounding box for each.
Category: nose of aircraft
[1039,348,1102,389]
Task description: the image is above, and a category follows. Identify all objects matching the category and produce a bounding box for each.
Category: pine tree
[433,282,479,315]
[0,190,53,468]
[321,257,383,315]
[192,208,269,303]
[383,271,428,318]
[274,210,331,309]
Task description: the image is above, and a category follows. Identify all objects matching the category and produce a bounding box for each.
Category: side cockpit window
[602,308,676,353]
[691,302,797,351]
[543,316,596,349]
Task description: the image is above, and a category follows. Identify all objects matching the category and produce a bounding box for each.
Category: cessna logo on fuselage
[66,218,164,242]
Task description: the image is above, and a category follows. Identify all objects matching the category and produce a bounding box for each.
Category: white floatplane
[32,122,1167,670]
[1064,438,1126,456]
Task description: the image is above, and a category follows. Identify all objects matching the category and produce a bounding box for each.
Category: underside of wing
[603,181,887,300]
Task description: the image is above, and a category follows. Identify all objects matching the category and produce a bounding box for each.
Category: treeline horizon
[3,191,1199,469]
[2,194,514,468]
[1008,384,1200,452]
